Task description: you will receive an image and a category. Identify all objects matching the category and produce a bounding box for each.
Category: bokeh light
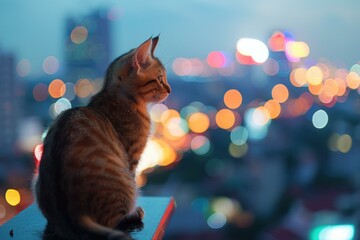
[229,143,248,158]
[230,126,248,145]
[207,51,228,68]
[161,109,180,126]
[172,58,191,76]
[75,78,93,98]
[312,110,328,129]
[215,109,235,130]
[337,134,352,153]
[16,59,31,77]
[5,189,21,206]
[188,112,210,133]
[212,197,238,218]
[54,98,72,115]
[33,83,48,102]
[345,72,360,89]
[34,143,43,163]
[264,99,281,119]
[306,66,323,85]
[207,213,227,229]
[150,103,169,122]
[268,31,286,51]
[253,107,270,126]
[48,79,65,98]
[271,84,289,103]
[164,117,189,139]
[290,67,307,87]
[262,58,279,76]
[236,38,269,64]
[42,56,59,75]
[244,108,270,140]
[191,135,211,155]
[285,41,310,61]
[224,89,243,109]
[71,26,88,44]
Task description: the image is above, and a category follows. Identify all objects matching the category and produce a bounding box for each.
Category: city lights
[16,59,31,77]
[71,26,88,44]
[48,79,65,98]
[34,143,43,162]
[223,89,242,109]
[42,56,59,75]
[312,110,329,129]
[236,38,269,64]
[75,78,93,98]
[3,5,360,236]
[216,109,236,130]
[5,189,21,207]
[307,66,323,85]
[207,213,227,229]
[191,135,211,155]
[188,112,210,133]
[230,126,248,145]
[33,83,48,102]
[207,51,229,68]
[271,84,289,103]
[285,41,310,61]
[229,143,248,158]
[310,224,355,240]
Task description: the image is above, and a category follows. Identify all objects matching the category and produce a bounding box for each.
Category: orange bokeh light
[290,68,307,87]
[188,112,210,133]
[48,79,65,98]
[224,89,243,109]
[308,83,323,96]
[215,109,235,130]
[271,84,289,103]
[346,72,360,89]
[264,100,281,119]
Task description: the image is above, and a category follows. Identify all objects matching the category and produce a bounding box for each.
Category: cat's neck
[88,91,151,145]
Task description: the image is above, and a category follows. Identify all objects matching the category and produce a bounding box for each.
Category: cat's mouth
[157,75,171,94]
[152,76,170,102]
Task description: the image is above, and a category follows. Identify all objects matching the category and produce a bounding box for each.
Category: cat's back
[37,106,136,232]
[44,107,122,154]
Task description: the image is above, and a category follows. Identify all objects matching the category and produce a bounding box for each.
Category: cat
[33,36,171,240]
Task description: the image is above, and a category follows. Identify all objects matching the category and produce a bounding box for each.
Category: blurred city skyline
[1,0,360,77]
[1,2,360,239]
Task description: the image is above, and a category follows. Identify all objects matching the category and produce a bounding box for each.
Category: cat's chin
[152,93,169,103]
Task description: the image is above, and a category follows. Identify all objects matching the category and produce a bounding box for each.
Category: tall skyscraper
[64,9,111,81]
[0,49,20,155]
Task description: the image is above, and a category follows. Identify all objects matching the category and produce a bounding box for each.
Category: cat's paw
[135,207,145,220]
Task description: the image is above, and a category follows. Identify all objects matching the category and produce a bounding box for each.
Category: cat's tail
[78,215,132,240]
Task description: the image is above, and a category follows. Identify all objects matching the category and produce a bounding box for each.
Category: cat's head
[104,37,171,103]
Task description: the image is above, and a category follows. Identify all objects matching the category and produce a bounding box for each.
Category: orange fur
[34,37,170,240]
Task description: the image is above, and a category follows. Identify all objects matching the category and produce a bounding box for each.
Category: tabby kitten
[34,37,171,240]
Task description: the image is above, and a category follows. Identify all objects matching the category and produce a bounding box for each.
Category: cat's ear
[132,38,152,70]
[151,36,159,55]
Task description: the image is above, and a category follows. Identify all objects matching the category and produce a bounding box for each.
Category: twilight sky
[0,0,359,76]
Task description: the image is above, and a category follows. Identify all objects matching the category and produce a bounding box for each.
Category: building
[0,49,20,155]
[64,9,111,81]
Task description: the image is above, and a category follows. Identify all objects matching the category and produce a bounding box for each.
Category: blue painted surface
[0,197,175,240]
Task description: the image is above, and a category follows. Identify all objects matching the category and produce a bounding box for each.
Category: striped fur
[34,37,170,240]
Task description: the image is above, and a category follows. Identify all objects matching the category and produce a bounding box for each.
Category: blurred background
[1,0,360,239]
